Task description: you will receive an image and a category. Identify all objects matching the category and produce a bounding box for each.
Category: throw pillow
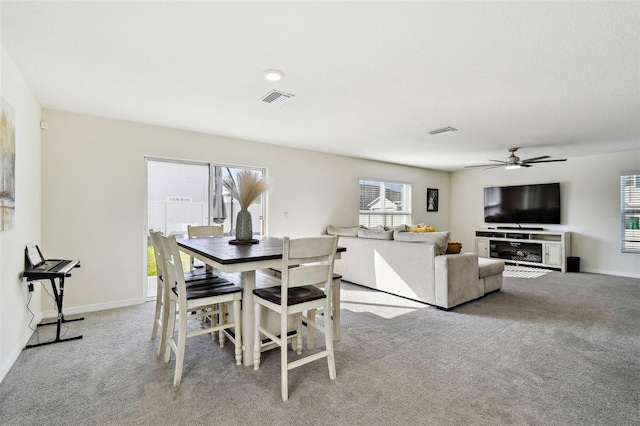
[384,224,409,233]
[446,242,463,254]
[358,228,394,240]
[408,226,428,233]
[408,224,436,233]
[326,225,363,237]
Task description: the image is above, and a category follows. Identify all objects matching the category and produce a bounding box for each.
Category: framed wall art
[427,188,438,212]
[1,97,16,231]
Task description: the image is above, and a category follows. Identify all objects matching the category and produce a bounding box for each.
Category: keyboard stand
[25,275,84,349]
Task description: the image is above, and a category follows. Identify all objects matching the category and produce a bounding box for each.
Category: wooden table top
[177,236,345,265]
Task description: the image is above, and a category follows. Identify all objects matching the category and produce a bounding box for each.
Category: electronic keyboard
[24,243,80,279]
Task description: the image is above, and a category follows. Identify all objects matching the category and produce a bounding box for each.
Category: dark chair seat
[183,277,231,288]
[269,267,342,280]
[253,285,325,306]
[183,269,218,281]
[158,270,219,285]
[174,281,241,300]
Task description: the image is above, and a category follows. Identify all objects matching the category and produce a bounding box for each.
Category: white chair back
[187,225,223,238]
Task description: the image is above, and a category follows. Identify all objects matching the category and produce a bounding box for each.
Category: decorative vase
[235,208,253,241]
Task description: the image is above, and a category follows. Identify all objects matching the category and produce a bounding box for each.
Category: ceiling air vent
[259,90,294,106]
[428,126,457,135]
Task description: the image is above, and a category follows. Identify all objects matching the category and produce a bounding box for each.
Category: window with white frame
[620,171,640,253]
[359,179,412,227]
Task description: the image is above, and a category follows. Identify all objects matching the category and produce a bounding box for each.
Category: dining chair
[160,233,242,386]
[266,268,342,350]
[253,235,338,401]
[149,230,219,355]
[187,225,223,269]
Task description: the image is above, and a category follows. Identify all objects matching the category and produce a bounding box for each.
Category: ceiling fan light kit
[465,147,567,170]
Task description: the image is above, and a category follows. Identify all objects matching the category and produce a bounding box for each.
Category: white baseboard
[581,268,640,279]
[42,297,145,320]
[1,311,43,384]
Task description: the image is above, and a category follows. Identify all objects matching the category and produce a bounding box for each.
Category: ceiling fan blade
[489,159,507,163]
[521,155,550,163]
[526,158,567,164]
[521,164,533,167]
[464,164,500,168]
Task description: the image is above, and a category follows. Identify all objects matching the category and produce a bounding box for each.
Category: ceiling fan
[465,147,567,170]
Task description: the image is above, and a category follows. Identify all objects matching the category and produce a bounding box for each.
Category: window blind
[359,179,412,227]
[620,171,640,253]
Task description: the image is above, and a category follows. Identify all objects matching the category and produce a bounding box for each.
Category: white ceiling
[1,1,639,171]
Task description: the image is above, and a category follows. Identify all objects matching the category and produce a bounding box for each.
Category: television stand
[474,229,571,272]
[496,226,544,231]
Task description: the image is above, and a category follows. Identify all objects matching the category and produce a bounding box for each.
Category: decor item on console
[223,170,266,243]
[326,225,503,309]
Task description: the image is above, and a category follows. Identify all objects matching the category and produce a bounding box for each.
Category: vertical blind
[620,171,640,253]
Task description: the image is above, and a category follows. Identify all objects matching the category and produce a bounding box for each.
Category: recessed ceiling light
[263,69,284,81]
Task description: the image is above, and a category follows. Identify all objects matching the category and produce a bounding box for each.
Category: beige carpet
[1,270,638,425]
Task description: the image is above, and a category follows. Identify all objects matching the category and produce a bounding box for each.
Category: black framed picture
[427,188,438,212]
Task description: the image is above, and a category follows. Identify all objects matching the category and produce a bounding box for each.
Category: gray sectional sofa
[330,227,504,309]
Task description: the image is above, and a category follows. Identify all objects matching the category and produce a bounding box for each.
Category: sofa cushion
[478,258,505,278]
[384,224,408,232]
[358,227,394,240]
[393,230,451,254]
[327,225,363,237]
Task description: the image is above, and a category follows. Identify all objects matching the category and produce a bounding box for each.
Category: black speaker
[567,256,580,272]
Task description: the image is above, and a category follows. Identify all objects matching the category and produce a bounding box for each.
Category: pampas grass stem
[223,170,267,209]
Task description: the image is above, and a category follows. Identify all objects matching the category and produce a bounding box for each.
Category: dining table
[177,235,345,367]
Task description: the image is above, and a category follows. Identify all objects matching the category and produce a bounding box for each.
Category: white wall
[39,109,450,314]
[450,150,640,278]
[0,48,43,381]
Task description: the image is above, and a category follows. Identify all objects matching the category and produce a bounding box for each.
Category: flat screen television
[484,183,561,225]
